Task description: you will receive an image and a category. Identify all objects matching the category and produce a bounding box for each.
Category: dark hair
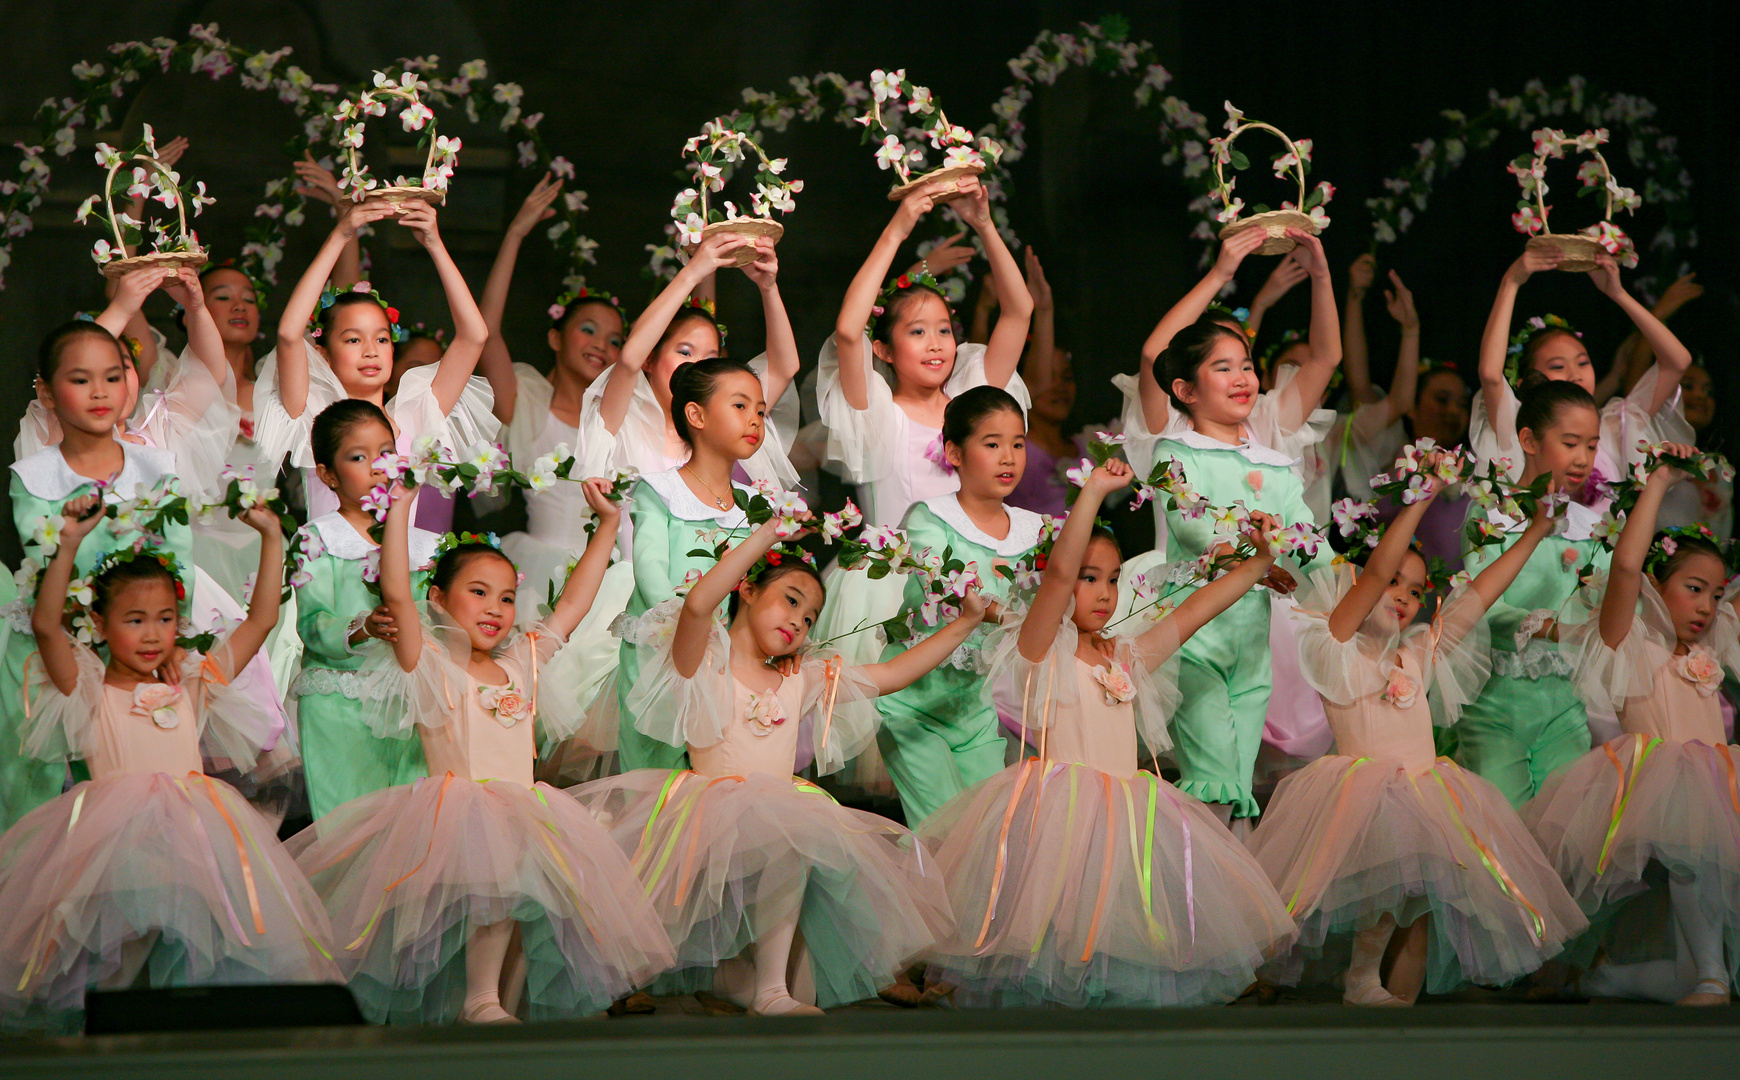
[870,282,950,348]
[728,559,826,623]
[92,558,179,616]
[310,399,394,471]
[654,307,721,358]
[319,293,391,341]
[1416,366,1467,404]
[428,543,517,596]
[1086,525,1123,560]
[942,385,1024,448]
[1519,326,1582,377]
[1158,319,1252,413]
[669,357,759,446]
[38,320,125,382]
[552,296,625,334]
[1515,380,1597,441]
[1651,530,1726,582]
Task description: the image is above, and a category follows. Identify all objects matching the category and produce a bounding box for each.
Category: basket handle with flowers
[1209,104,1332,256]
[78,124,214,278]
[331,70,462,205]
[669,117,801,267]
[855,68,1004,202]
[1508,127,1640,271]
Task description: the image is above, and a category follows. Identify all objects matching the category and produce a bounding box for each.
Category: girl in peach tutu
[0,496,337,1032]
[1526,446,1740,1005]
[920,460,1298,1007]
[1247,451,1587,1005]
[287,476,672,1025]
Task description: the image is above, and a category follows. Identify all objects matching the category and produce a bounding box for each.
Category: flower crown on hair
[1418,356,1460,376]
[548,282,623,325]
[1206,303,1254,339]
[1643,523,1733,580]
[867,270,943,335]
[1505,313,1579,384]
[78,541,215,649]
[405,321,447,345]
[1260,328,1306,368]
[433,530,505,562]
[679,294,727,346]
[309,280,405,342]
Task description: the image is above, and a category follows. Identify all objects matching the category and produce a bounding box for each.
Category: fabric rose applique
[479,684,532,727]
[1091,663,1136,706]
[1381,665,1417,709]
[1674,646,1722,696]
[133,683,182,729]
[745,690,787,736]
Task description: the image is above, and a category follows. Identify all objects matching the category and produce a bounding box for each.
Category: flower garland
[669,117,802,251]
[1643,523,1737,581]
[308,279,404,341]
[1507,126,1639,267]
[547,283,623,326]
[1582,442,1736,583]
[331,70,462,200]
[2,26,594,301]
[1367,75,1692,298]
[855,68,1004,189]
[76,124,215,271]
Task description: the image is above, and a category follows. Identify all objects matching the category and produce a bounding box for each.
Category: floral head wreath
[1644,524,1733,580]
[547,282,624,327]
[1505,313,1580,385]
[75,540,208,648]
[433,530,507,564]
[404,321,446,345]
[743,540,818,589]
[1205,303,1253,339]
[867,270,943,336]
[679,295,727,347]
[310,280,405,342]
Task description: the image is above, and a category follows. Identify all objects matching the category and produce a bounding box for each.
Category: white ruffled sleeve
[132,348,241,500]
[739,353,799,491]
[1469,382,1524,481]
[503,364,556,465]
[254,336,343,474]
[1256,367,1337,460]
[1288,565,1390,706]
[619,598,735,750]
[983,608,1082,737]
[1410,586,1493,727]
[1605,364,1694,470]
[815,333,902,484]
[1342,401,1406,501]
[388,363,500,454]
[352,612,475,738]
[1116,634,1182,756]
[798,652,883,776]
[1711,598,1740,679]
[12,401,59,463]
[19,636,108,762]
[191,635,290,769]
[1112,372,1161,482]
[944,341,1031,412]
[1561,573,1681,715]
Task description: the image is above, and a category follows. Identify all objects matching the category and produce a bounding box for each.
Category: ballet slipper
[1237,978,1281,1004]
[606,991,658,1016]
[749,989,825,1017]
[1676,981,1730,1007]
[461,992,520,1024]
[1342,982,1409,1007]
[916,981,956,1007]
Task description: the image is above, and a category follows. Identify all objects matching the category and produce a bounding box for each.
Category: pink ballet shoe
[1342,982,1409,1007]
[460,997,521,1024]
[1676,981,1730,1006]
[749,990,825,1017]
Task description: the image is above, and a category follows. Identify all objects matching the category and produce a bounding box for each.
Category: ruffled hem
[1173,778,1259,821]
[1523,735,1740,918]
[572,769,951,1007]
[0,773,341,1032]
[918,760,1294,1007]
[1247,755,1588,990]
[286,773,673,1024]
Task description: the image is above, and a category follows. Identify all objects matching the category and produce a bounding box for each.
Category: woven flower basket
[1213,121,1321,256]
[1522,144,1619,273]
[887,162,985,203]
[692,219,784,266]
[98,152,206,280]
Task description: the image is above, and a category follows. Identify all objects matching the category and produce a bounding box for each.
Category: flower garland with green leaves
[669,117,803,249]
[76,124,215,268]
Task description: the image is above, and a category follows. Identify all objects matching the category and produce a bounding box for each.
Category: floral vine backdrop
[0,3,1735,563]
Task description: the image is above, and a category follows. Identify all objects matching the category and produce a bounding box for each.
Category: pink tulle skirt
[0,771,340,1033]
[287,773,674,1024]
[572,769,952,1008]
[918,760,1297,1007]
[1524,735,1740,921]
[1247,755,1587,992]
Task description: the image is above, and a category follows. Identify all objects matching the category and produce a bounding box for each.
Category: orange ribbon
[1715,744,1740,816]
[818,655,842,756]
[1596,735,1657,874]
[344,772,456,951]
[196,773,266,936]
[974,758,1038,949]
[1079,777,1118,963]
[1431,764,1546,945]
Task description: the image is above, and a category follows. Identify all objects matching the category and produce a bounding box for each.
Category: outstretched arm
[1589,255,1693,417]
[1021,247,1059,400]
[1377,271,1422,428]
[955,183,1032,390]
[1135,513,1278,662]
[1465,499,1555,613]
[217,508,286,672]
[1599,449,1690,648]
[479,173,563,425]
[275,199,400,418]
[30,495,105,695]
[672,516,786,678]
[1017,460,1132,662]
[1342,254,1375,402]
[1246,252,1307,345]
[1138,227,1266,434]
[394,202,487,415]
[1477,248,1561,432]
[858,590,987,695]
[160,268,230,386]
[544,479,621,641]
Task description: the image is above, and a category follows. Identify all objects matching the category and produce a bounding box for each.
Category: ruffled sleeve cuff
[1609,364,1695,468]
[388,364,500,454]
[352,611,475,738]
[1559,572,1674,715]
[983,607,1082,735]
[19,635,107,762]
[799,653,883,775]
[739,353,800,491]
[814,333,900,484]
[619,598,736,750]
[1412,587,1493,727]
[1111,373,1161,480]
[192,634,291,769]
[1287,565,1390,706]
[253,337,343,473]
[944,342,1032,412]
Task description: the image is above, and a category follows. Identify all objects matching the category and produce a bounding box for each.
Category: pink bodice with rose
[92,684,205,780]
[685,675,809,781]
[1620,638,1726,745]
[417,650,539,786]
[1033,658,1142,780]
[1317,649,1440,774]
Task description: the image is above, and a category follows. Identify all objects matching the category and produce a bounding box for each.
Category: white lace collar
[1164,425,1299,468]
[9,442,178,501]
[639,467,751,525]
[309,512,443,565]
[1486,498,1603,542]
[922,492,1045,556]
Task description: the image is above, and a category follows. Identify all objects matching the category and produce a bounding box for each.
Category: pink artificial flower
[1246,470,1264,494]
[1675,646,1722,695]
[134,682,182,728]
[1381,667,1417,710]
[923,433,954,475]
[1091,663,1136,706]
[1561,548,1580,570]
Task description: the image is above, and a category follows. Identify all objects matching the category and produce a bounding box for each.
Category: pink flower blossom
[1381,667,1417,709]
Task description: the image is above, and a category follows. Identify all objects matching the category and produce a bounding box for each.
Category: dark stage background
[2,0,1736,562]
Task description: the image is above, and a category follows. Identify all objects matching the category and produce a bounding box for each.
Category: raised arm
[1377,271,1422,429]
[275,199,400,418]
[602,230,751,433]
[672,517,786,678]
[379,486,424,672]
[1328,480,1439,642]
[1464,496,1555,612]
[1342,254,1375,403]
[161,268,230,386]
[30,495,104,695]
[1617,273,1701,395]
[1246,252,1307,346]
[1589,254,1693,416]
[478,174,563,425]
[394,201,487,416]
[1135,513,1278,662]
[740,238,799,406]
[955,182,1032,390]
[544,479,621,641]
[1021,247,1059,399]
[831,180,951,410]
[94,266,170,344]
[293,153,363,291]
[217,507,286,672]
[1017,460,1132,662]
[858,590,987,695]
[1478,248,1561,432]
[1270,230,1343,429]
[1138,227,1266,434]
[1599,449,1689,648]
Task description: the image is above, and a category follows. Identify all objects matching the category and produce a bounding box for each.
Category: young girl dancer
[288,476,673,1025]
[576,513,970,1015]
[1455,381,1613,805]
[1526,449,1739,1005]
[289,400,441,819]
[921,461,1298,1007]
[876,386,1040,825]
[1473,248,1692,498]
[261,198,495,521]
[0,496,338,1032]
[1248,458,1587,1004]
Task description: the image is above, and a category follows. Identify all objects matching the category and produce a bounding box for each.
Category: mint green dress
[1454,502,1610,807]
[614,468,752,772]
[2,444,191,831]
[1158,430,1326,820]
[289,512,437,819]
[876,493,1044,826]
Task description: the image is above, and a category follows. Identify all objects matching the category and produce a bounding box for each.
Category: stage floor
[5,991,1739,1080]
